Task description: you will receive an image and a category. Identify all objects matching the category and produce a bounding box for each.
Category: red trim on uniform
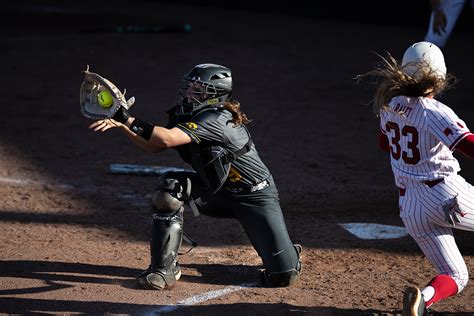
[378,131,389,152]
[425,274,458,308]
[449,132,471,151]
[453,134,474,159]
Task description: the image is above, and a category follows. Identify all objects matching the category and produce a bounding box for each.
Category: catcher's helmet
[176,63,232,116]
[402,41,446,79]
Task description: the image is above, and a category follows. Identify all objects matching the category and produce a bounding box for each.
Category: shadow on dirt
[168,304,474,316]
[0,260,259,291]
[0,297,158,315]
[179,263,261,286]
[0,260,141,293]
[1,297,471,315]
[0,260,472,315]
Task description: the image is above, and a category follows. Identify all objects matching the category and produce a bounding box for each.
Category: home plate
[339,223,408,240]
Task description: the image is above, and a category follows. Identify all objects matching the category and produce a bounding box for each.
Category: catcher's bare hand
[89,119,124,132]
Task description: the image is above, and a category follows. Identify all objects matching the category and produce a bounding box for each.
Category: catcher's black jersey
[172,109,270,188]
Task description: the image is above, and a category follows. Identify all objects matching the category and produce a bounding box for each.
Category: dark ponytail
[223,99,251,125]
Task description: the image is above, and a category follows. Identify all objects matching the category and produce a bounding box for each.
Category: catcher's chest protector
[188,142,231,194]
[174,108,252,194]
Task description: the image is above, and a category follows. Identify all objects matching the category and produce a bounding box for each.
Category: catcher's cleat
[137,262,181,290]
[261,244,302,287]
[402,286,427,316]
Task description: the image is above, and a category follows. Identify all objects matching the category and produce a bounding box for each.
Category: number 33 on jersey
[380,96,472,188]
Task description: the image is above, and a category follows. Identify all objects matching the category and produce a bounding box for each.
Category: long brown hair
[356,52,454,116]
[223,99,251,125]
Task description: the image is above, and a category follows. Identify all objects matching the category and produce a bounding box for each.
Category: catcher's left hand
[79,65,135,120]
[89,118,123,133]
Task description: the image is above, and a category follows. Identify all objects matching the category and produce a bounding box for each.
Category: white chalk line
[154,281,258,314]
[0,176,46,186]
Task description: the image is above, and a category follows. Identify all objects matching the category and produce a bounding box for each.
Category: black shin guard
[137,207,184,290]
[150,207,184,269]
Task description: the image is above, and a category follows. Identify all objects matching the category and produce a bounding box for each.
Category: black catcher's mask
[176,63,232,116]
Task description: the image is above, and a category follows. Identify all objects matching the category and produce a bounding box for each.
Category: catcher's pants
[399,174,474,292]
[167,171,300,275]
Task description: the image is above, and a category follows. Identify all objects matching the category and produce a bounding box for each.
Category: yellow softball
[97,90,114,108]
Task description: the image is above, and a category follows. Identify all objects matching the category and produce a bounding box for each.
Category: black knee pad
[151,174,186,212]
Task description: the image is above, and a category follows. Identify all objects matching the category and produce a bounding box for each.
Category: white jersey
[381,96,474,295]
[380,96,471,189]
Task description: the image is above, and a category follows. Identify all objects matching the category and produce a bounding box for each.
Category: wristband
[129,118,154,141]
[113,106,131,123]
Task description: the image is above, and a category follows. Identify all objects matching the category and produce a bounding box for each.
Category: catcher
[80,63,302,290]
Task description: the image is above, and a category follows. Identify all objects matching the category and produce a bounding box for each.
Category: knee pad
[151,174,185,213]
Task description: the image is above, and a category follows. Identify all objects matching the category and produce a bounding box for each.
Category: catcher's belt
[224,179,270,194]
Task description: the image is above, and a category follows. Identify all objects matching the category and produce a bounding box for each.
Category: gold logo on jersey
[228,166,242,183]
[185,122,198,129]
[207,98,219,105]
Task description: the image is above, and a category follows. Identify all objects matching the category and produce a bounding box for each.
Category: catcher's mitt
[80,65,135,120]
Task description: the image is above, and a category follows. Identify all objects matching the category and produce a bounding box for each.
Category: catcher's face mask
[175,64,232,116]
[176,81,224,115]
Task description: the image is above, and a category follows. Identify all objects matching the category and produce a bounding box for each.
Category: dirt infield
[1,1,473,315]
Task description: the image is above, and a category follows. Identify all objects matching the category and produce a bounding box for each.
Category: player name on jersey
[393,103,413,117]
